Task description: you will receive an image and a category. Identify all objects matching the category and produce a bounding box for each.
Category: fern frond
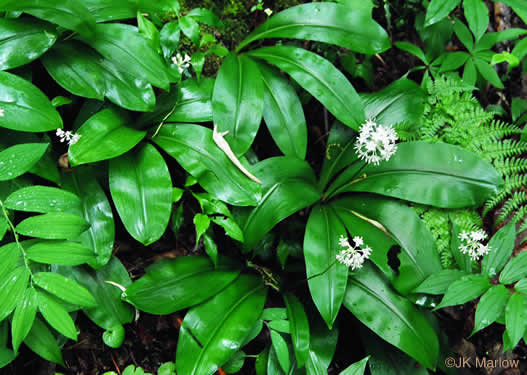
[482,139,527,160]
[497,191,527,223]
[483,190,510,216]
[493,157,527,176]
[511,204,527,225]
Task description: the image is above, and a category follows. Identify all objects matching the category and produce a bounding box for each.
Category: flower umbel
[354,119,398,165]
[336,235,372,270]
[56,128,81,146]
[171,53,191,74]
[458,229,491,261]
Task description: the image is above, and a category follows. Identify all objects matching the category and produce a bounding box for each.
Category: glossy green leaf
[153,124,261,206]
[425,0,461,26]
[33,272,96,307]
[77,23,170,90]
[283,292,310,368]
[435,274,491,310]
[102,323,125,348]
[26,240,95,266]
[237,3,389,54]
[0,266,29,321]
[37,290,77,340]
[0,18,57,70]
[63,169,115,268]
[69,108,146,166]
[125,256,240,314]
[261,308,288,321]
[5,185,80,213]
[176,274,267,375]
[474,57,504,89]
[247,46,365,130]
[481,223,516,278]
[514,278,527,293]
[109,143,172,245]
[160,21,180,60]
[84,0,136,22]
[57,256,133,331]
[187,8,224,28]
[16,212,89,239]
[334,195,442,295]
[307,319,339,373]
[472,284,509,335]
[504,292,527,350]
[394,42,427,63]
[304,204,348,329]
[137,11,160,53]
[179,15,200,45]
[193,213,210,244]
[453,19,474,51]
[258,62,307,159]
[24,317,64,366]
[160,78,214,123]
[500,252,527,284]
[0,242,20,284]
[340,356,370,375]
[0,71,61,132]
[267,320,290,334]
[11,286,37,352]
[463,0,489,41]
[271,331,290,373]
[344,264,439,370]
[212,53,264,155]
[242,157,320,249]
[42,41,156,112]
[336,141,503,208]
[413,269,468,295]
[0,0,95,37]
[210,216,244,242]
[476,28,527,51]
[0,143,48,181]
[360,78,426,127]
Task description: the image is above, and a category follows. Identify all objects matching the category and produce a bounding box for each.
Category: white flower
[336,234,372,270]
[171,53,191,74]
[0,108,5,117]
[354,119,398,165]
[458,229,490,261]
[56,128,81,146]
[264,8,273,16]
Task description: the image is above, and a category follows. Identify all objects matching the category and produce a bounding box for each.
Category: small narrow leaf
[435,274,491,310]
[499,252,527,285]
[472,285,509,335]
[26,240,96,266]
[37,291,78,340]
[33,272,97,307]
[16,213,90,239]
[0,143,48,181]
[5,186,80,213]
[11,287,37,352]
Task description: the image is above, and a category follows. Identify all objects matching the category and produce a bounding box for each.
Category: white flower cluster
[171,53,191,74]
[354,119,398,165]
[458,229,491,261]
[336,235,372,270]
[56,128,81,145]
[0,108,5,117]
[264,8,273,16]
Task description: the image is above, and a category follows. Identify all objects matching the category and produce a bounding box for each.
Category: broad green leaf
[501,0,527,24]
[125,256,240,314]
[26,240,95,266]
[212,53,264,155]
[247,46,365,130]
[472,284,509,335]
[69,108,146,166]
[180,15,200,45]
[242,157,320,249]
[435,274,491,310]
[283,292,310,368]
[261,308,287,321]
[463,0,489,41]
[413,269,468,295]
[476,28,527,51]
[307,319,339,372]
[37,290,78,340]
[0,18,57,70]
[24,317,64,365]
[11,287,37,352]
[153,124,261,206]
[504,292,527,350]
[33,272,96,307]
[77,23,170,90]
[160,21,180,60]
[340,356,370,375]
[42,41,155,112]
[63,169,115,268]
[176,274,267,375]
[0,242,20,284]
[158,362,177,375]
[394,42,427,63]
[210,216,244,242]
[515,278,527,293]
[258,62,307,159]
[474,57,504,89]
[344,264,439,370]
[500,252,527,284]
[453,19,474,51]
[334,195,442,295]
[0,348,16,368]
[463,58,477,86]
[425,0,461,26]
[5,185,80,213]
[0,71,61,132]
[237,3,389,54]
[304,204,348,329]
[0,266,30,321]
[270,331,290,373]
[137,11,160,53]
[193,213,210,244]
[267,320,290,334]
[109,143,172,245]
[336,141,503,208]
[440,52,470,72]
[0,0,95,37]
[0,143,48,181]
[360,78,427,127]
[16,212,89,239]
[481,223,515,278]
[57,256,133,331]
[187,8,224,28]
